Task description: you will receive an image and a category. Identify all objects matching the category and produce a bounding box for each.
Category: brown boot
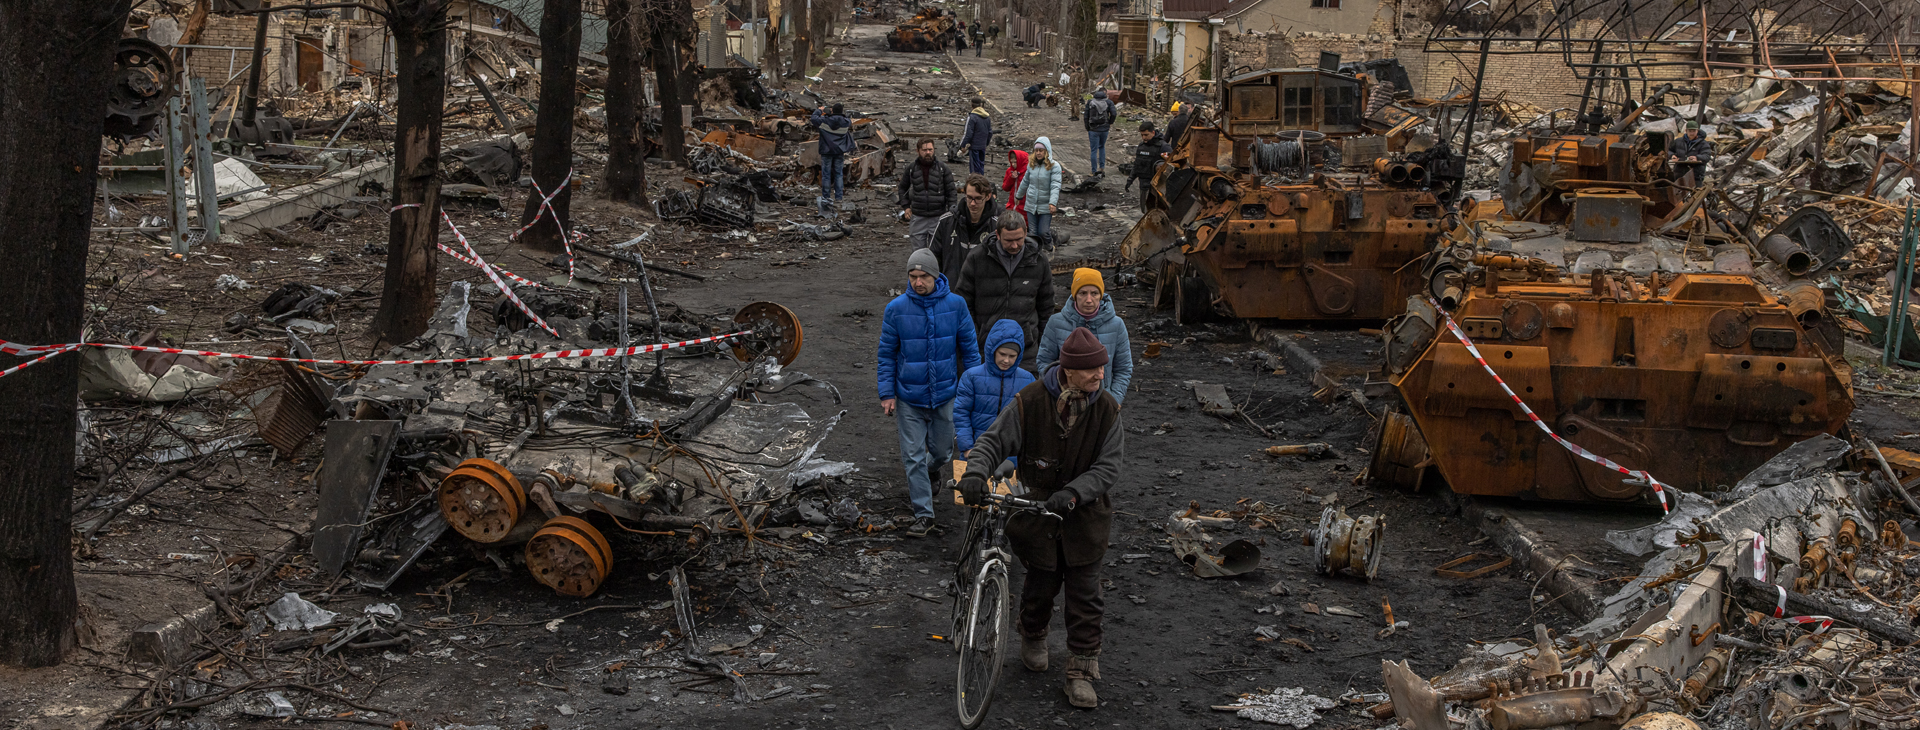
[1064,654,1100,708]
[1021,635,1048,672]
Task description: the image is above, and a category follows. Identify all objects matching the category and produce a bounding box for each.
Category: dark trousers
[1019,542,1104,655]
[1137,182,1152,210]
[968,149,987,174]
[1675,163,1705,187]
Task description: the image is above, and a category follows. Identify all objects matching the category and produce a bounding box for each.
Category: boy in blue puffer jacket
[955,319,1037,461]
[878,248,982,537]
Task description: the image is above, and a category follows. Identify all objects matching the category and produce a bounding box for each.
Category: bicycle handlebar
[984,492,1061,520]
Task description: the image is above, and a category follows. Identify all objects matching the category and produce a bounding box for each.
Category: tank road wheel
[526,516,614,597]
[730,301,805,366]
[1174,270,1212,326]
[1366,410,1433,492]
[438,458,525,544]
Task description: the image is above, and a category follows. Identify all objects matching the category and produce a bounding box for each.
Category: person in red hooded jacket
[1002,149,1029,218]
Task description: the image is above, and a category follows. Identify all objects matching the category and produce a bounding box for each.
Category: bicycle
[950,479,1058,728]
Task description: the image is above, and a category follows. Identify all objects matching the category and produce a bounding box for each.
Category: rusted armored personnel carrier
[1124,68,1461,323]
[1367,131,1856,504]
[885,8,953,52]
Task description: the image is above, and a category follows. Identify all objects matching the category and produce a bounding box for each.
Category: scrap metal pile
[1113,59,1920,507]
[1370,435,1920,730]
[283,278,850,598]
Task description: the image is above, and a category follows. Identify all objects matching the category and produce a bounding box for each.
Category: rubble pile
[1371,435,1920,730]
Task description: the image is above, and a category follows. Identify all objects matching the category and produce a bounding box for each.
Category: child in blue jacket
[955,318,1038,457]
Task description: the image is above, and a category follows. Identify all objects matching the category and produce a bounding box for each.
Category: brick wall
[186,14,292,93]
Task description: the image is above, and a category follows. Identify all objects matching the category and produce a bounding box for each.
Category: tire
[955,561,1010,729]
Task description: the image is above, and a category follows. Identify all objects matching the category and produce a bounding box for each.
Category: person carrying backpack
[1083,89,1116,177]
[809,104,855,216]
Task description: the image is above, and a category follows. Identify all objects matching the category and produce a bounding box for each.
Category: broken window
[1282,83,1315,127]
[1322,78,1359,128]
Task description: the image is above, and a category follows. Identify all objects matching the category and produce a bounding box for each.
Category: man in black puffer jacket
[932,174,1003,282]
[954,210,1056,354]
[898,138,957,248]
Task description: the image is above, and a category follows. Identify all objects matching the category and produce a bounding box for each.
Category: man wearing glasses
[931,175,1002,283]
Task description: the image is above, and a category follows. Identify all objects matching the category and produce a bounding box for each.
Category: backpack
[1084,99,1112,130]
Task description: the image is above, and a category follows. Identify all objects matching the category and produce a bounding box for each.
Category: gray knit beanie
[908,248,940,275]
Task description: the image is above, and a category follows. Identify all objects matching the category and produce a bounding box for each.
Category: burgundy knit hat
[1057,327,1109,370]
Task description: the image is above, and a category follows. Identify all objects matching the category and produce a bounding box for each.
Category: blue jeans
[1088,129,1109,172]
[820,154,846,201]
[1028,211,1052,247]
[969,149,987,175]
[895,400,955,519]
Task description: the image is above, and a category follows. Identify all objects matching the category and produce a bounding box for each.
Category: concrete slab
[220,158,392,236]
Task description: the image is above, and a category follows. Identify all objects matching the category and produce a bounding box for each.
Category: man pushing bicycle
[958,327,1124,710]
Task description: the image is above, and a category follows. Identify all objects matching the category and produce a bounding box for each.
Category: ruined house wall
[186,14,294,93]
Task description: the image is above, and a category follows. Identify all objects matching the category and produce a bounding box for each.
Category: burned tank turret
[886,8,954,52]
[1123,68,1463,323]
[1368,131,1855,504]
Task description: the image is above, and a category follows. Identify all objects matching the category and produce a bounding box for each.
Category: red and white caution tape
[1431,299,1671,513]
[0,331,748,378]
[510,168,578,284]
[1768,584,1834,632]
[391,203,550,291]
[440,210,558,337]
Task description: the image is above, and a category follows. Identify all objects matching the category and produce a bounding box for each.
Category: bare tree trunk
[760,0,779,85]
[792,0,810,79]
[809,0,827,69]
[371,0,449,347]
[605,0,646,204]
[768,0,784,87]
[0,0,130,669]
[517,0,582,254]
[651,1,690,166]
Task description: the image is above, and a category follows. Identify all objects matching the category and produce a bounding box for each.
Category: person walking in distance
[954,210,1055,355]
[878,249,981,538]
[931,174,1002,283]
[808,103,855,217]
[1125,121,1170,210]
[1002,148,1030,221]
[969,21,984,56]
[898,138,956,248]
[1083,89,1117,177]
[960,99,993,175]
[959,327,1124,709]
[1038,268,1133,405]
[1015,138,1063,251]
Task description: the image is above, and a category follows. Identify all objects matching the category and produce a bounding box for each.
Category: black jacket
[953,237,1056,351]
[933,195,1004,282]
[1669,133,1711,164]
[1166,111,1192,149]
[896,159,956,217]
[1131,132,1171,184]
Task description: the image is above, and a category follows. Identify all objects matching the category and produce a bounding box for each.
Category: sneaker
[906,516,936,537]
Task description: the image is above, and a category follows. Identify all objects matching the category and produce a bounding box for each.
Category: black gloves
[959,475,987,506]
[1045,489,1079,515]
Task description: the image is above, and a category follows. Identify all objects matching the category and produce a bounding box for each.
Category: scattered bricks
[128,603,220,666]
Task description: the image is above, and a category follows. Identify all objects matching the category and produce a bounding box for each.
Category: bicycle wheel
[955,560,1010,729]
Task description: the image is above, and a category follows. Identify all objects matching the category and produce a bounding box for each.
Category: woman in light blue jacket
[1037,268,1132,404]
[1016,137,1064,249]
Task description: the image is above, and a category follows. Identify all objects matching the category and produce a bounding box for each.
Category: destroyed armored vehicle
[1122,67,1461,322]
[886,8,953,52]
[1367,131,1856,503]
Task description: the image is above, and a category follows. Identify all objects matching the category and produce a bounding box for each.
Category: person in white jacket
[1016,137,1064,251]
